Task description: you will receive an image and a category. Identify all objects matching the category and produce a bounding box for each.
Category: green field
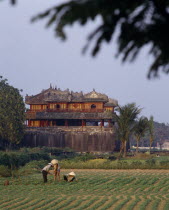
[1,169,169,210]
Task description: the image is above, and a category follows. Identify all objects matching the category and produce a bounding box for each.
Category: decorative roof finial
[50,83,52,89]
[93,88,95,92]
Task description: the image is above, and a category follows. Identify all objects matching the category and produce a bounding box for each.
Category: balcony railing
[26,108,111,113]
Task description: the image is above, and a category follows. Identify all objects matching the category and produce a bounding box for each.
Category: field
[1,169,169,210]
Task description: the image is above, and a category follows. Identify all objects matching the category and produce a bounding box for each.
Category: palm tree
[115,103,142,157]
[133,117,149,154]
[148,116,154,152]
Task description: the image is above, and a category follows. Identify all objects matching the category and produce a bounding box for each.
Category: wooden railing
[26,108,110,113]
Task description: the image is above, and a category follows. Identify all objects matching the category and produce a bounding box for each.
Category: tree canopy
[7,0,169,78]
[0,77,25,146]
[148,115,154,151]
[133,116,149,153]
[115,103,142,157]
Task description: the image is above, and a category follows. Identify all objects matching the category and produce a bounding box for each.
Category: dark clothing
[63,174,76,182]
[42,170,48,183]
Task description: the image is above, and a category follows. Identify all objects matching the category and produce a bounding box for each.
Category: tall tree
[133,117,149,154]
[115,103,141,157]
[0,76,25,147]
[148,116,154,152]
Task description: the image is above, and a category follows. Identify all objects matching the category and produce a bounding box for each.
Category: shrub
[18,160,48,175]
[159,161,169,168]
[0,165,11,177]
[0,151,50,169]
[130,161,142,169]
[145,159,156,168]
[116,161,129,169]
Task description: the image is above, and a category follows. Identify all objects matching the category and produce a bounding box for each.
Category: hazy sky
[1,0,169,124]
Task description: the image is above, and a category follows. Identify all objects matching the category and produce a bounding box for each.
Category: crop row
[0,194,168,210]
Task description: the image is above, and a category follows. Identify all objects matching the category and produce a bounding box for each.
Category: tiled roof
[25,86,117,105]
[36,111,116,120]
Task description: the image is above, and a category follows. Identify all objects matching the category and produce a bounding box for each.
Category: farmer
[55,163,61,181]
[42,163,53,183]
[51,159,60,181]
[53,163,61,181]
[63,171,77,182]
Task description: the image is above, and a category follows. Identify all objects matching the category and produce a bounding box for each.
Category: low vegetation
[1,148,169,177]
[1,170,169,210]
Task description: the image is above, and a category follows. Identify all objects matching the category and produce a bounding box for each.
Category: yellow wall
[31,105,41,110]
[84,102,103,109]
[42,105,47,110]
[67,102,103,110]
[105,107,114,112]
[49,103,67,109]
[30,102,107,111]
[68,103,82,110]
[30,120,40,127]
[30,105,47,110]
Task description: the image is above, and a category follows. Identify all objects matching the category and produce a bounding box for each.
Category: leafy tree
[133,117,149,154]
[115,103,141,157]
[0,76,25,147]
[148,116,154,152]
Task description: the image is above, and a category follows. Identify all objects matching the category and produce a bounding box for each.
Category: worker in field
[51,159,60,181]
[42,163,54,183]
[63,171,77,182]
[56,163,61,181]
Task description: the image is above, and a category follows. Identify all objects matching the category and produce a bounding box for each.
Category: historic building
[24,86,119,152]
[25,86,118,128]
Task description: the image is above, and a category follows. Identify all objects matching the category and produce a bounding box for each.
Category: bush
[108,156,116,160]
[130,161,142,169]
[159,161,169,168]
[0,151,50,169]
[0,165,11,177]
[145,159,156,168]
[19,160,48,175]
[116,161,129,169]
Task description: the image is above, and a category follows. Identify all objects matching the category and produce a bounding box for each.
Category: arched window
[91,104,96,109]
[56,104,60,109]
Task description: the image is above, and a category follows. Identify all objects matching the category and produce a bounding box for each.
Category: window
[91,104,96,109]
[56,104,60,109]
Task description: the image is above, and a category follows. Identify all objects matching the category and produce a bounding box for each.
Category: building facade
[25,86,118,128]
[24,86,119,152]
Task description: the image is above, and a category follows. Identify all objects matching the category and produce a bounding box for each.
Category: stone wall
[23,127,120,152]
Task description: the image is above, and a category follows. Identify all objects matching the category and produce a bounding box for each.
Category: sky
[0,0,169,124]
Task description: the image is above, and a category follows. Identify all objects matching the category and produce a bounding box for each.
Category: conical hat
[51,159,58,165]
[69,172,76,176]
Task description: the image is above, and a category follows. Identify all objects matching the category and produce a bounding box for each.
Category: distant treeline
[131,121,169,147]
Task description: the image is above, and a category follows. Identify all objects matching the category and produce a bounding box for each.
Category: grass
[0,169,169,209]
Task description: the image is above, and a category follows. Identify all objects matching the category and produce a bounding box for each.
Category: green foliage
[134,116,149,153]
[0,151,50,169]
[148,116,154,151]
[0,170,169,209]
[0,76,25,146]
[19,160,48,175]
[145,159,156,168]
[115,103,141,157]
[0,165,11,177]
[159,161,169,168]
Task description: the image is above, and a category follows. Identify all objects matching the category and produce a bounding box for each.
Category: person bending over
[63,171,77,182]
[42,163,53,183]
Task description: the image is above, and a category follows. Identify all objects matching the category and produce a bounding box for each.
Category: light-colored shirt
[42,165,52,172]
